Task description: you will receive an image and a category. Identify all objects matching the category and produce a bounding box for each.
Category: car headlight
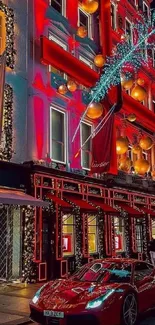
[32,283,48,304]
[86,289,115,309]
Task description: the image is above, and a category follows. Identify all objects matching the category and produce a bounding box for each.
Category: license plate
[44,310,64,318]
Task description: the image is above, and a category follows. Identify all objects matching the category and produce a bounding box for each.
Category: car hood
[38,279,121,309]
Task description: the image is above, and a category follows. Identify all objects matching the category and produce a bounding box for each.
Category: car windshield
[71,262,132,283]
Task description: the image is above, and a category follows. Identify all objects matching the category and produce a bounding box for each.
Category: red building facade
[27,0,155,281]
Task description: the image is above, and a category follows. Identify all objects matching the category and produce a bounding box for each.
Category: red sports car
[30,258,155,325]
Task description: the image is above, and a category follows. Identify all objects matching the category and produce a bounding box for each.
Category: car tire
[121,292,138,325]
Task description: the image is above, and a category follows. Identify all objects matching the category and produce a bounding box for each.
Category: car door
[133,262,154,312]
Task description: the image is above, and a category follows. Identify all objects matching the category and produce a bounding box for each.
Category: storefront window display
[152,219,155,239]
[135,219,143,253]
[62,215,74,256]
[114,217,125,253]
[88,215,97,254]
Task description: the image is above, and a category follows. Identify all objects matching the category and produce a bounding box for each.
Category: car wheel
[122,292,138,325]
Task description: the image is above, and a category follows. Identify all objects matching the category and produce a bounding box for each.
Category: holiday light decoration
[89,12,155,103]
[0,1,15,69]
[134,158,150,175]
[86,102,103,119]
[67,80,77,92]
[137,78,145,86]
[81,0,99,14]
[127,113,136,122]
[77,26,87,38]
[0,84,13,161]
[121,76,134,90]
[139,136,153,150]
[118,157,132,172]
[58,84,68,95]
[94,54,105,68]
[132,144,142,155]
[116,136,129,155]
[131,85,147,102]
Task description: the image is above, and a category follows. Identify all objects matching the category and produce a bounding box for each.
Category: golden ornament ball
[81,0,99,14]
[127,113,136,122]
[137,78,145,86]
[116,136,129,155]
[118,157,132,172]
[139,136,153,151]
[121,77,134,90]
[134,158,150,175]
[77,26,87,38]
[94,54,105,68]
[131,85,147,102]
[132,144,142,155]
[67,80,77,92]
[58,84,68,95]
[151,171,155,178]
[86,102,103,119]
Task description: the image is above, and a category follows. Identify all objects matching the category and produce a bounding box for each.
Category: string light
[0,84,13,161]
[0,1,16,69]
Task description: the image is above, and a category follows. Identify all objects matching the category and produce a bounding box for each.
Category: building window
[111,3,116,30]
[78,7,92,38]
[79,55,93,69]
[125,19,132,43]
[50,0,66,16]
[48,32,68,78]
[63,215,74,256]
[152,220,155,239]
[152,49,155,68]
[50,108,66,163]
[135,219,143,252]
[81,122,92,170]
[88,215,97,254]
[143,1,149,18]
[114,217,125,253]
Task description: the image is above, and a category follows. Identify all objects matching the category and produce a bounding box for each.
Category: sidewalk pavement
[0,282,42,325]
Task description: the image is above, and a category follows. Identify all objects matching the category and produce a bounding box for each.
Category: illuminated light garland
[22,207,37,283]
[0,1,15,69]
[90,13,155,103]
[0,84,13,161]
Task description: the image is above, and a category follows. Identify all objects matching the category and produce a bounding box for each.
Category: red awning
[89,199,119,215]
[0,188,49,207]
[141,207,155,217]
[64,196,97,212]
[116,202,142,216]
[46,193,71,208]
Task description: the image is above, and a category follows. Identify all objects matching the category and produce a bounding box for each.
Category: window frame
[143,1,149,19]
[48,32,68,79]
[78,6,92,39]
[111,2,117,30]
[49,0,66,17]
[79,55,94,69]
[88,215,98,254]
[62,214,75,257]
[80,120,92,170]
[50,106,67,164]
[125,18,133,44]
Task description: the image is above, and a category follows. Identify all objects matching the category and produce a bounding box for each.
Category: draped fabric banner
[91,114,117,174]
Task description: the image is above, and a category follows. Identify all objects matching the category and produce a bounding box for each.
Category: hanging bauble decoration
[67,80,77,92]
[139,136,153,151]
[131,85,147,102]
[118,157,132,172]
[137,78,145,86]
[127,113,136,122]
[116,136,129,155]
[132,144,142,155]
[134,158,150,175]
[86,102,103,119]
[81,0,99,14]
[151,171,155,178]
[58,84,68,95]
[77,26,87,38]
[121,76,134,90]
[94,54,105,68]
